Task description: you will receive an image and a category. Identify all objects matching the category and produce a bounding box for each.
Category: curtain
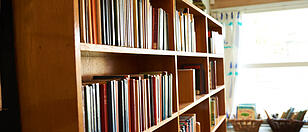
[211,11,242,118]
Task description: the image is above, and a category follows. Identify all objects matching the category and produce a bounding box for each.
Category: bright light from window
[235,8,308,120]
[239,8,308,64]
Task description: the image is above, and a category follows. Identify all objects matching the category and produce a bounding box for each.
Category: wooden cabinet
[13,0,226,131]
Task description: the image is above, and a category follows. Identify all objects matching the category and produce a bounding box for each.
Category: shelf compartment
[210,115,227,132]
[179,85,224,115]
[144,113,179,132]
[183,99,211,132]
[209,58,225,86]
[211,86,226,117]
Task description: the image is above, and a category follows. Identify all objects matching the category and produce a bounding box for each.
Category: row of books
[180,114,200,132]
[174,9,197,52]
[281,108,307,121]
[179,64,206,95]
[209,60,217,90]
[81,72,173,132]
[210,96,219,126]
[208,31,224,54]
[79,0,170,50]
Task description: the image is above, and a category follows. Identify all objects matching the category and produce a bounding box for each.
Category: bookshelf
[13,0,226,132]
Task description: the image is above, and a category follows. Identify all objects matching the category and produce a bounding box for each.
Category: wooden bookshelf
[13,0,226,132]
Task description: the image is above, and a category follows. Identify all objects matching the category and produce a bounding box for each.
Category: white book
[158,9,164,50]
[163,11,168,50]
[174,11,179,51]
[148,5,152,49]
[191,15,196,52]
[187,13,191,52]
[180,13,185,52]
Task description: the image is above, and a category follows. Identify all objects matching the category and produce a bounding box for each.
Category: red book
[152,8,158,49]
[128,79,132,131]
[100,83,108,132]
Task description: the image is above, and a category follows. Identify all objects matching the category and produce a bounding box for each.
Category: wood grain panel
[211,0,293,9]
[215,58,224,86]
[217,89,226,116]
[13,0,80,131]
[195,16,207,53]
[81,54,139,79]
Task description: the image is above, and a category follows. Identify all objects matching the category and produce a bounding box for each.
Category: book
[182,63,206,94]
[236,104,256,120]
[91,0,98,44]
[178,69,196,103]
[100,83,108,132]
[79,0,86,43]
[210,97,217,126]
[209,60,217,90]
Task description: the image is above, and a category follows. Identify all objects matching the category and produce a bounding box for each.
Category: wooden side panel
[194,16,207,53]
[216,89,226,116]
[13,0,80,131]
[211,0,293,9]
[215,58,224,86]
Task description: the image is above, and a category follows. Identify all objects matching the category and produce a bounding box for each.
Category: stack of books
[210,96,219,126]
[208,31,224,54]
[281,108,307,121]
[81,72,173,131]
[180,114,199,132]
[209,60,217,90]
[174,8,197,52]
[79,0,170,50]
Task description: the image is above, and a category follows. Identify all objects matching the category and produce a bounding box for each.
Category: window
[235,8,308,120]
